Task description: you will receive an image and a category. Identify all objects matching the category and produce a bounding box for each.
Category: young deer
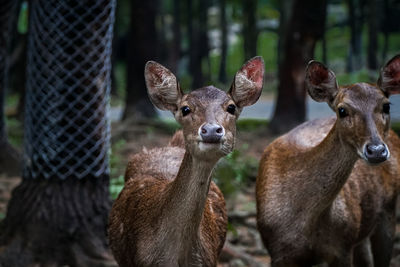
[108,57,265,267]
[256,55,400,267]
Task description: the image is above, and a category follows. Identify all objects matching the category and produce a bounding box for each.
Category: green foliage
[213,148,258,197]
[314,26,351,63]
[336,69,371,85]
[115,0,131,36]
[257,31,278,73]
[112,61,127,106]
[6,118,23,148]
[237,118,268,131]
[109,139,127,199]
[209,35,244,85]
[110,174,124,199]
[17,2,28,34]
[392,122,400,136]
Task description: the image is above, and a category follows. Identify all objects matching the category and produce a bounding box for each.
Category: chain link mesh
[24,0,116,179]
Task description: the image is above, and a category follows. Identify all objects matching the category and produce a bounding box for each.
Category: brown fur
[109,146,227,267]
[257,59,400,267]
[109,57,265,267]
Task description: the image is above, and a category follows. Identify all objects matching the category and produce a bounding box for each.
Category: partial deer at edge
[108,57,265,267]
[256,55,400,267]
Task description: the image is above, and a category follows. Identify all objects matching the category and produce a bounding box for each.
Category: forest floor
[2,119,400,266]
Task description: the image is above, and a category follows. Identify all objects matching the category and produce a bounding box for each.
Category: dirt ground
[1,120,400,266]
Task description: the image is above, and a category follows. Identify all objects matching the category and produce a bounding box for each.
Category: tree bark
[123,0,158,121]
[347,0,364,72]
[269,0,328,134]
[242,0,258,60]
[0,1,116,266]
[188,0,210,89]
[169,0,182,73]
[0,0,21,176]
[218,0,228,84]
[367,0,379,70]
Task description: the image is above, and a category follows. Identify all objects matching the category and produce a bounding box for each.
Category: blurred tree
[123,0,159,120]
[269,0,328,134]
[0,1,116,266]
[242,0,258,60]
[188,0,210,89]
[10,33,27,121]
[0,0,21,176]
[218,0,228,84]
[367,0,379,70]
[169,0,182,73]
[347,0,365,72]
[380,0,400,61]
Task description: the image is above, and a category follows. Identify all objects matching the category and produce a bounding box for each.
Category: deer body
[109,144,227,266]
[256,56,400,266]
[108,57,265,267]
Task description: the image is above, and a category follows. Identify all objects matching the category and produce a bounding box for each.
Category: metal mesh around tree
[24,0,116,180]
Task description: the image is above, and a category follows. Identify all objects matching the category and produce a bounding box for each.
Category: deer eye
[383,103,390,114]
[227,104,236,115]
[181,106,191,116]
[338,107,348,118]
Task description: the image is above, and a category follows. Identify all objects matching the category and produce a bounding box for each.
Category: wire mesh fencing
[24,0,116,180]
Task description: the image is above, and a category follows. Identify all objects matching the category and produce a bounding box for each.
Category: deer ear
[378,54,400,96]
[229,56,265,107]
[305,60,338,105]
[144,61,183,111]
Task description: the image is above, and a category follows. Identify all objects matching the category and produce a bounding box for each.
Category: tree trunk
[188,0,210,89]
[0,0,21,176]
[169,0,181,73]
[381,0,389,62]
[218,0,227,84]
[10,33,27,121]
[269,0,328,134]
[347,0,364,72]
[242,0,258,60]
[123,0,158,121]
[0,1,116,266]
[367,0,379,70]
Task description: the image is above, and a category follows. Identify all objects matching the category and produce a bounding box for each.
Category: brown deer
[108,57,265,267]
[256,55,400,267]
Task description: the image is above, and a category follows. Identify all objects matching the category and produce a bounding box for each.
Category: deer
[256,55,400,267]
[108,56,265,267]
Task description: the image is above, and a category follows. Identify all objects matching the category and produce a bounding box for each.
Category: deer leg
[353,238,373,267]
[370,209,396,267]
[329,252,353,267]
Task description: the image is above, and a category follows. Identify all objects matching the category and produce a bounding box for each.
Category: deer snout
[363,142,390,164]
[199,123,225,143]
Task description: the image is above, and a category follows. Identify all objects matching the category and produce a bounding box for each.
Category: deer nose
[363,142,389,164]
[200,123,224,143]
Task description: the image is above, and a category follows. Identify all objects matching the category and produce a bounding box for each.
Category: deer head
[305,55,400,164]
[145,57,265,161]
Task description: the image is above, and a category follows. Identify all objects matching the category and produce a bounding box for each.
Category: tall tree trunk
[0,0,21,176]
[188,0,210,89]
[347,0,364,72]
[367,0,379,70]
[381,0,389,62]
[123,0,158,120]
[242,0,258,60]
[218,0,227,84]
[169,0,181,73]
[0,1,116,266]
[10,33,27,121]
[269,0,328,134]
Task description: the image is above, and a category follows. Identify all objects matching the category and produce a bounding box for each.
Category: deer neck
[160,151,217,261]
[298,123,358,219]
